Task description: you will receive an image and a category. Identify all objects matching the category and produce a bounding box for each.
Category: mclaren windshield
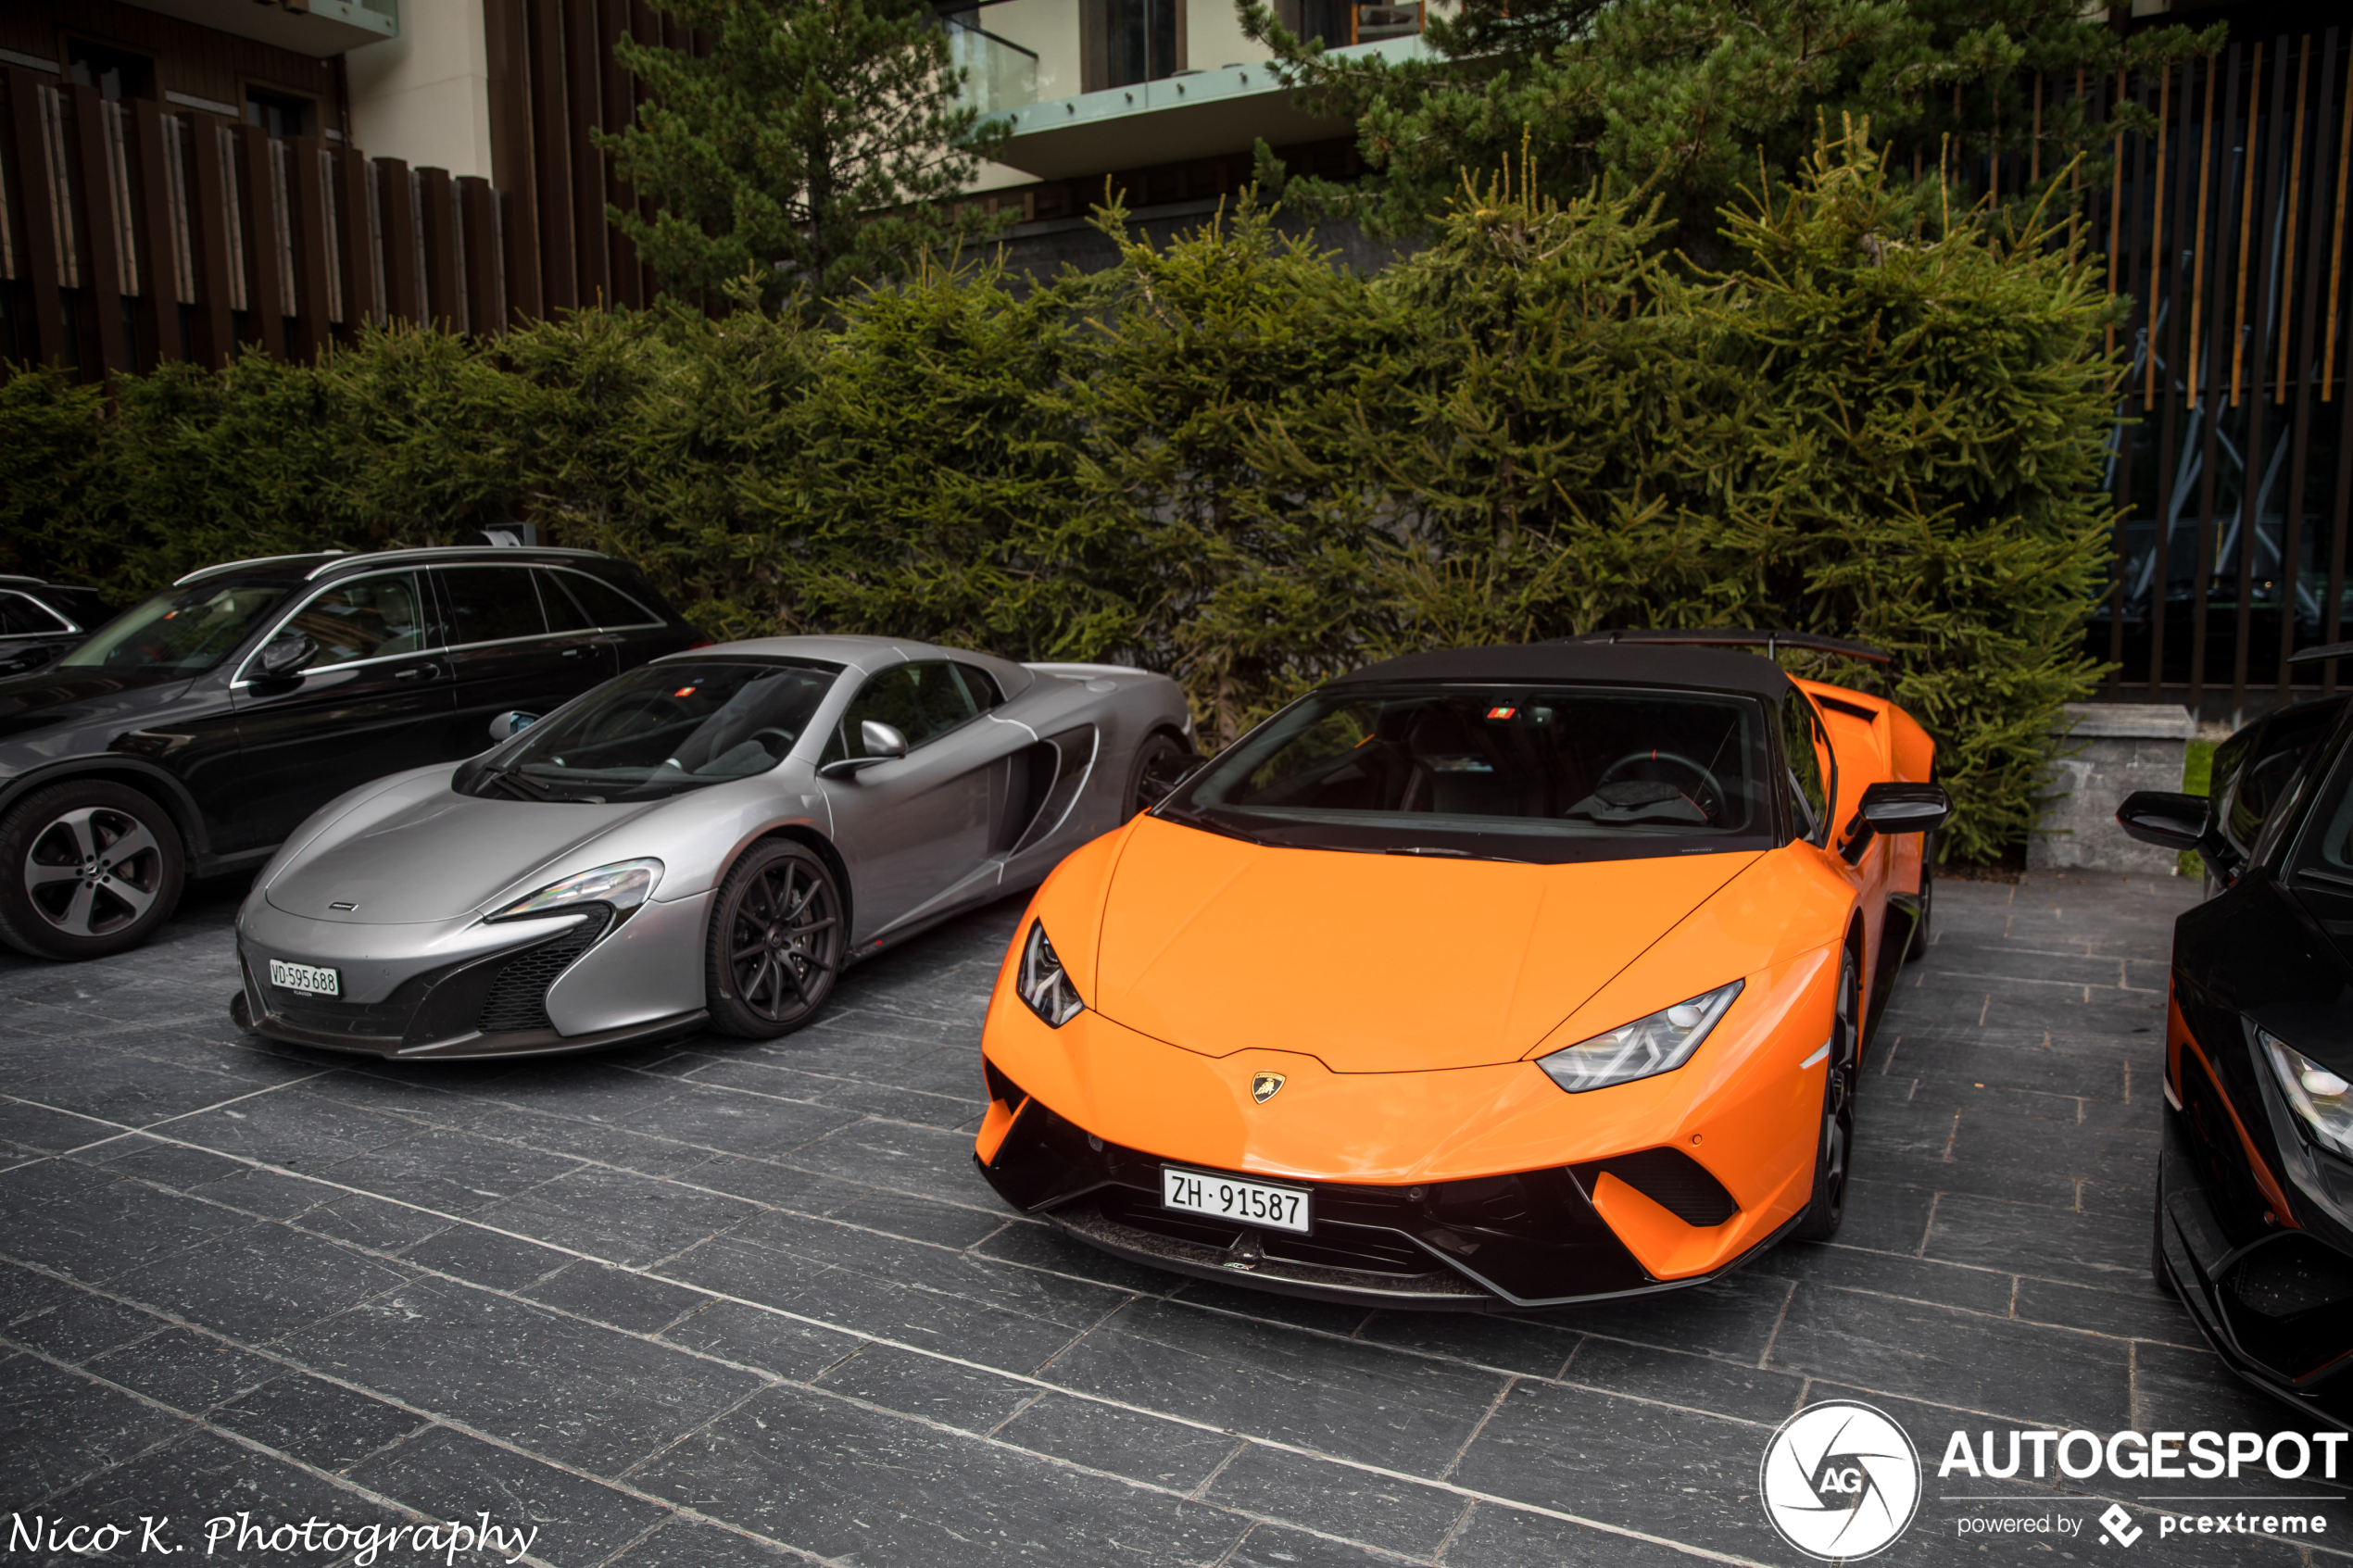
[1161,683,1777,863]
[468,659,837,803]
[58,580,292,675]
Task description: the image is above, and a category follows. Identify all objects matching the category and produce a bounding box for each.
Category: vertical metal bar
[528,0,576,313]
[564,0,608,307]
[2319,33,2349,695]
[2232,43,2263,407]
[334,144,375,330]
[2327,37,2350,398]
[288,133,331,358]
[417,165,459,330]
[68,83,128,373]
[2191,50,2243,709]
[4,70,67,365]
[234,124,284,356]
[128,99,177,362]
[2108,73,2136,696]
[2187,50,2223,412]
[2252,39,2292,698]
[375,157,420,324]
[2147,69,2172,410]
[459,174,502,333]
[2151,63,2198,696]
[185,115,233,366]
[2278,38,2313,399]
[483,0,540,326]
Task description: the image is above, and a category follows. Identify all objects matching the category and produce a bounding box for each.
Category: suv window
[282,572,431,669]
[827,661,978,759]
[558,571,661,629]
[439,566,546,646]
[1780,693,1833,846]
[536,571,595,633]
[0,592,72,635]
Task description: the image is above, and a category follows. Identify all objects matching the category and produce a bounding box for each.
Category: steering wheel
[1597,750,1726,823]
[749,726,799,759]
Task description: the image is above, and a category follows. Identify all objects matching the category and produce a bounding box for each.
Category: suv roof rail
[1556,627,1893,665]
[304,545,609,580]
[0,574,44,587]
[174,552,343,587]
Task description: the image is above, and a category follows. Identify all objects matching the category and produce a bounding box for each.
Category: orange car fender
[1007,815,1145,1001]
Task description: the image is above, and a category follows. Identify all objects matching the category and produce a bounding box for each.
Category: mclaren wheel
[0,781,186,960]
[1126,730,1198,820]
[1793,945,1861,1242]
[706,840,844,1038]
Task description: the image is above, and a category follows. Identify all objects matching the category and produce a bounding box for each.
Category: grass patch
[2179,737,2216,878]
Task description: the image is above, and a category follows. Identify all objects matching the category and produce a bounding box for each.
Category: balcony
[948,18,1040,118]
[983,32,1425,182]
[120,0,397,57]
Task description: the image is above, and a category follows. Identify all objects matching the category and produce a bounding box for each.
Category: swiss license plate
[1162,1166,1312,1234]
[268,959,340,997]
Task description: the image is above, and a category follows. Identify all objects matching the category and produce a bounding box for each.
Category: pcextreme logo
[1757,1399,1924,1561]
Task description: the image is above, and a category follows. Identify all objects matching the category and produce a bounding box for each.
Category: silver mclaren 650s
[230,636,1193,1059]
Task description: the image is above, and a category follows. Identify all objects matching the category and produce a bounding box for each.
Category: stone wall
[2028,703,2198,875]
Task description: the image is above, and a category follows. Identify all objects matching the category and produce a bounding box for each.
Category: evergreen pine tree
[1239,0,2218,245]
[597,0,1012,315]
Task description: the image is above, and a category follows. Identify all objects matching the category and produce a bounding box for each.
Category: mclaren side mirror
[1838,783,1953,865]
[817,720,912,778]
[490,710,540,742]
[2116,790,2208,852]
[257,631,317,679]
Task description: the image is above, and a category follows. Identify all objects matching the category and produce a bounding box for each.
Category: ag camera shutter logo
[1758,1399,1923,1561]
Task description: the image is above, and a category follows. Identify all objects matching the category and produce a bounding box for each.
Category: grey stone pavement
[3,866,2349,1567]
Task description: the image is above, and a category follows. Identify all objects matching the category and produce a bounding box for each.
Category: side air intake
[1570,1148,1740,1227]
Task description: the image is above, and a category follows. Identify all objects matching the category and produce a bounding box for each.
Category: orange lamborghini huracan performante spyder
[972,634,1952,1309]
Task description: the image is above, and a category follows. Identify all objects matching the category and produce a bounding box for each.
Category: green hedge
[0,132,2119,862]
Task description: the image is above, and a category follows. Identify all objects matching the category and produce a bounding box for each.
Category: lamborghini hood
[264,789,661,925]
[1090,817,1759,1072]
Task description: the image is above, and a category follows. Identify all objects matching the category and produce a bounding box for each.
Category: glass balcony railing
[946,17,1040,116]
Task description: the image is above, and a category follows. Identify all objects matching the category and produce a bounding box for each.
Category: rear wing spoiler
[1557,629,1892,665]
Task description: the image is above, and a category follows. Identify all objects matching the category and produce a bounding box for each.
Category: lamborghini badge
[1252,1072,1286,1104]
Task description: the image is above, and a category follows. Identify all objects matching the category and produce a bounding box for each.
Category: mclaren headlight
[491,858,662,921]
[1538,980,1744,1093]
[2261,1029,2353,1160]
[1018,921,1084,1027]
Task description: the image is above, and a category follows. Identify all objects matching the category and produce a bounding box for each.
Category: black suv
[0,576,112,674]
[0,546,700,960]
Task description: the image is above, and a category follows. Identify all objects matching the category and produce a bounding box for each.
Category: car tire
[705,839,845,1038]
[1793,946,1860,1243]
[1904,849,1933,962]
[1126,730,1198,820]
[0,781,186,961]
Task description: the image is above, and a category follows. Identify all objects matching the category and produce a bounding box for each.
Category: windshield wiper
[477,763,554,802]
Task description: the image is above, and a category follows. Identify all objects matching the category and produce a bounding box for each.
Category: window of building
[1277,0,1422,45]
[66,40,155,103]
[244,87,315,139]
[1083,0,1182,91]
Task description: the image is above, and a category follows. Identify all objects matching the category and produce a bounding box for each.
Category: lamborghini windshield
[1162,683,1776,863]
[469,659,837,803]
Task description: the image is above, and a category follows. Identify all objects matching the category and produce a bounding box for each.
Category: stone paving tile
[9,867,2345,1568]
[33,1423,395,1555]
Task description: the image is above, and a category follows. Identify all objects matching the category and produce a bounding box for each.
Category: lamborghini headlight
[1538,980,1744,1093]
[2260,1029,2353,1160]
[491,858,662,921]
[1018,921,1084,1027]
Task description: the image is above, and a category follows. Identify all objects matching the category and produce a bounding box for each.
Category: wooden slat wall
[2087,30,2353,707]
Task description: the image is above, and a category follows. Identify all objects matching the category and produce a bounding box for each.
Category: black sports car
[0,546,698,962]
[2118,687,2353,1422]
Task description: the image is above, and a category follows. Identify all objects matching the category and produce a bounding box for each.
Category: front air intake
[1571,1148,1740,1227]
[475,920,603,1034]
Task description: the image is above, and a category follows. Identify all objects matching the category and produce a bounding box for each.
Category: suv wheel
[0,781,187,960]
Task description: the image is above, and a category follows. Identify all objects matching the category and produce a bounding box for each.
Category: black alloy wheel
[707,839,844,1037]
[1793,945,1861,1242]
[1126,731,1198,820]
[0,781,186,960]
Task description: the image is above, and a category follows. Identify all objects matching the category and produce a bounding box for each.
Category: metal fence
[2082,28,2351,712]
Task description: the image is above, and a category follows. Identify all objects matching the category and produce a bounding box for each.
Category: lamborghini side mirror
[2116,790,2207,852]
[1838,783,1952,865]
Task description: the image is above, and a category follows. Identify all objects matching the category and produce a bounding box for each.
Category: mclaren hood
[1090,816,1758,1072]
[263,786,659,925]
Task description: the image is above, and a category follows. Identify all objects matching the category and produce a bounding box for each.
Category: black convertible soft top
[1330,643,1799,700]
